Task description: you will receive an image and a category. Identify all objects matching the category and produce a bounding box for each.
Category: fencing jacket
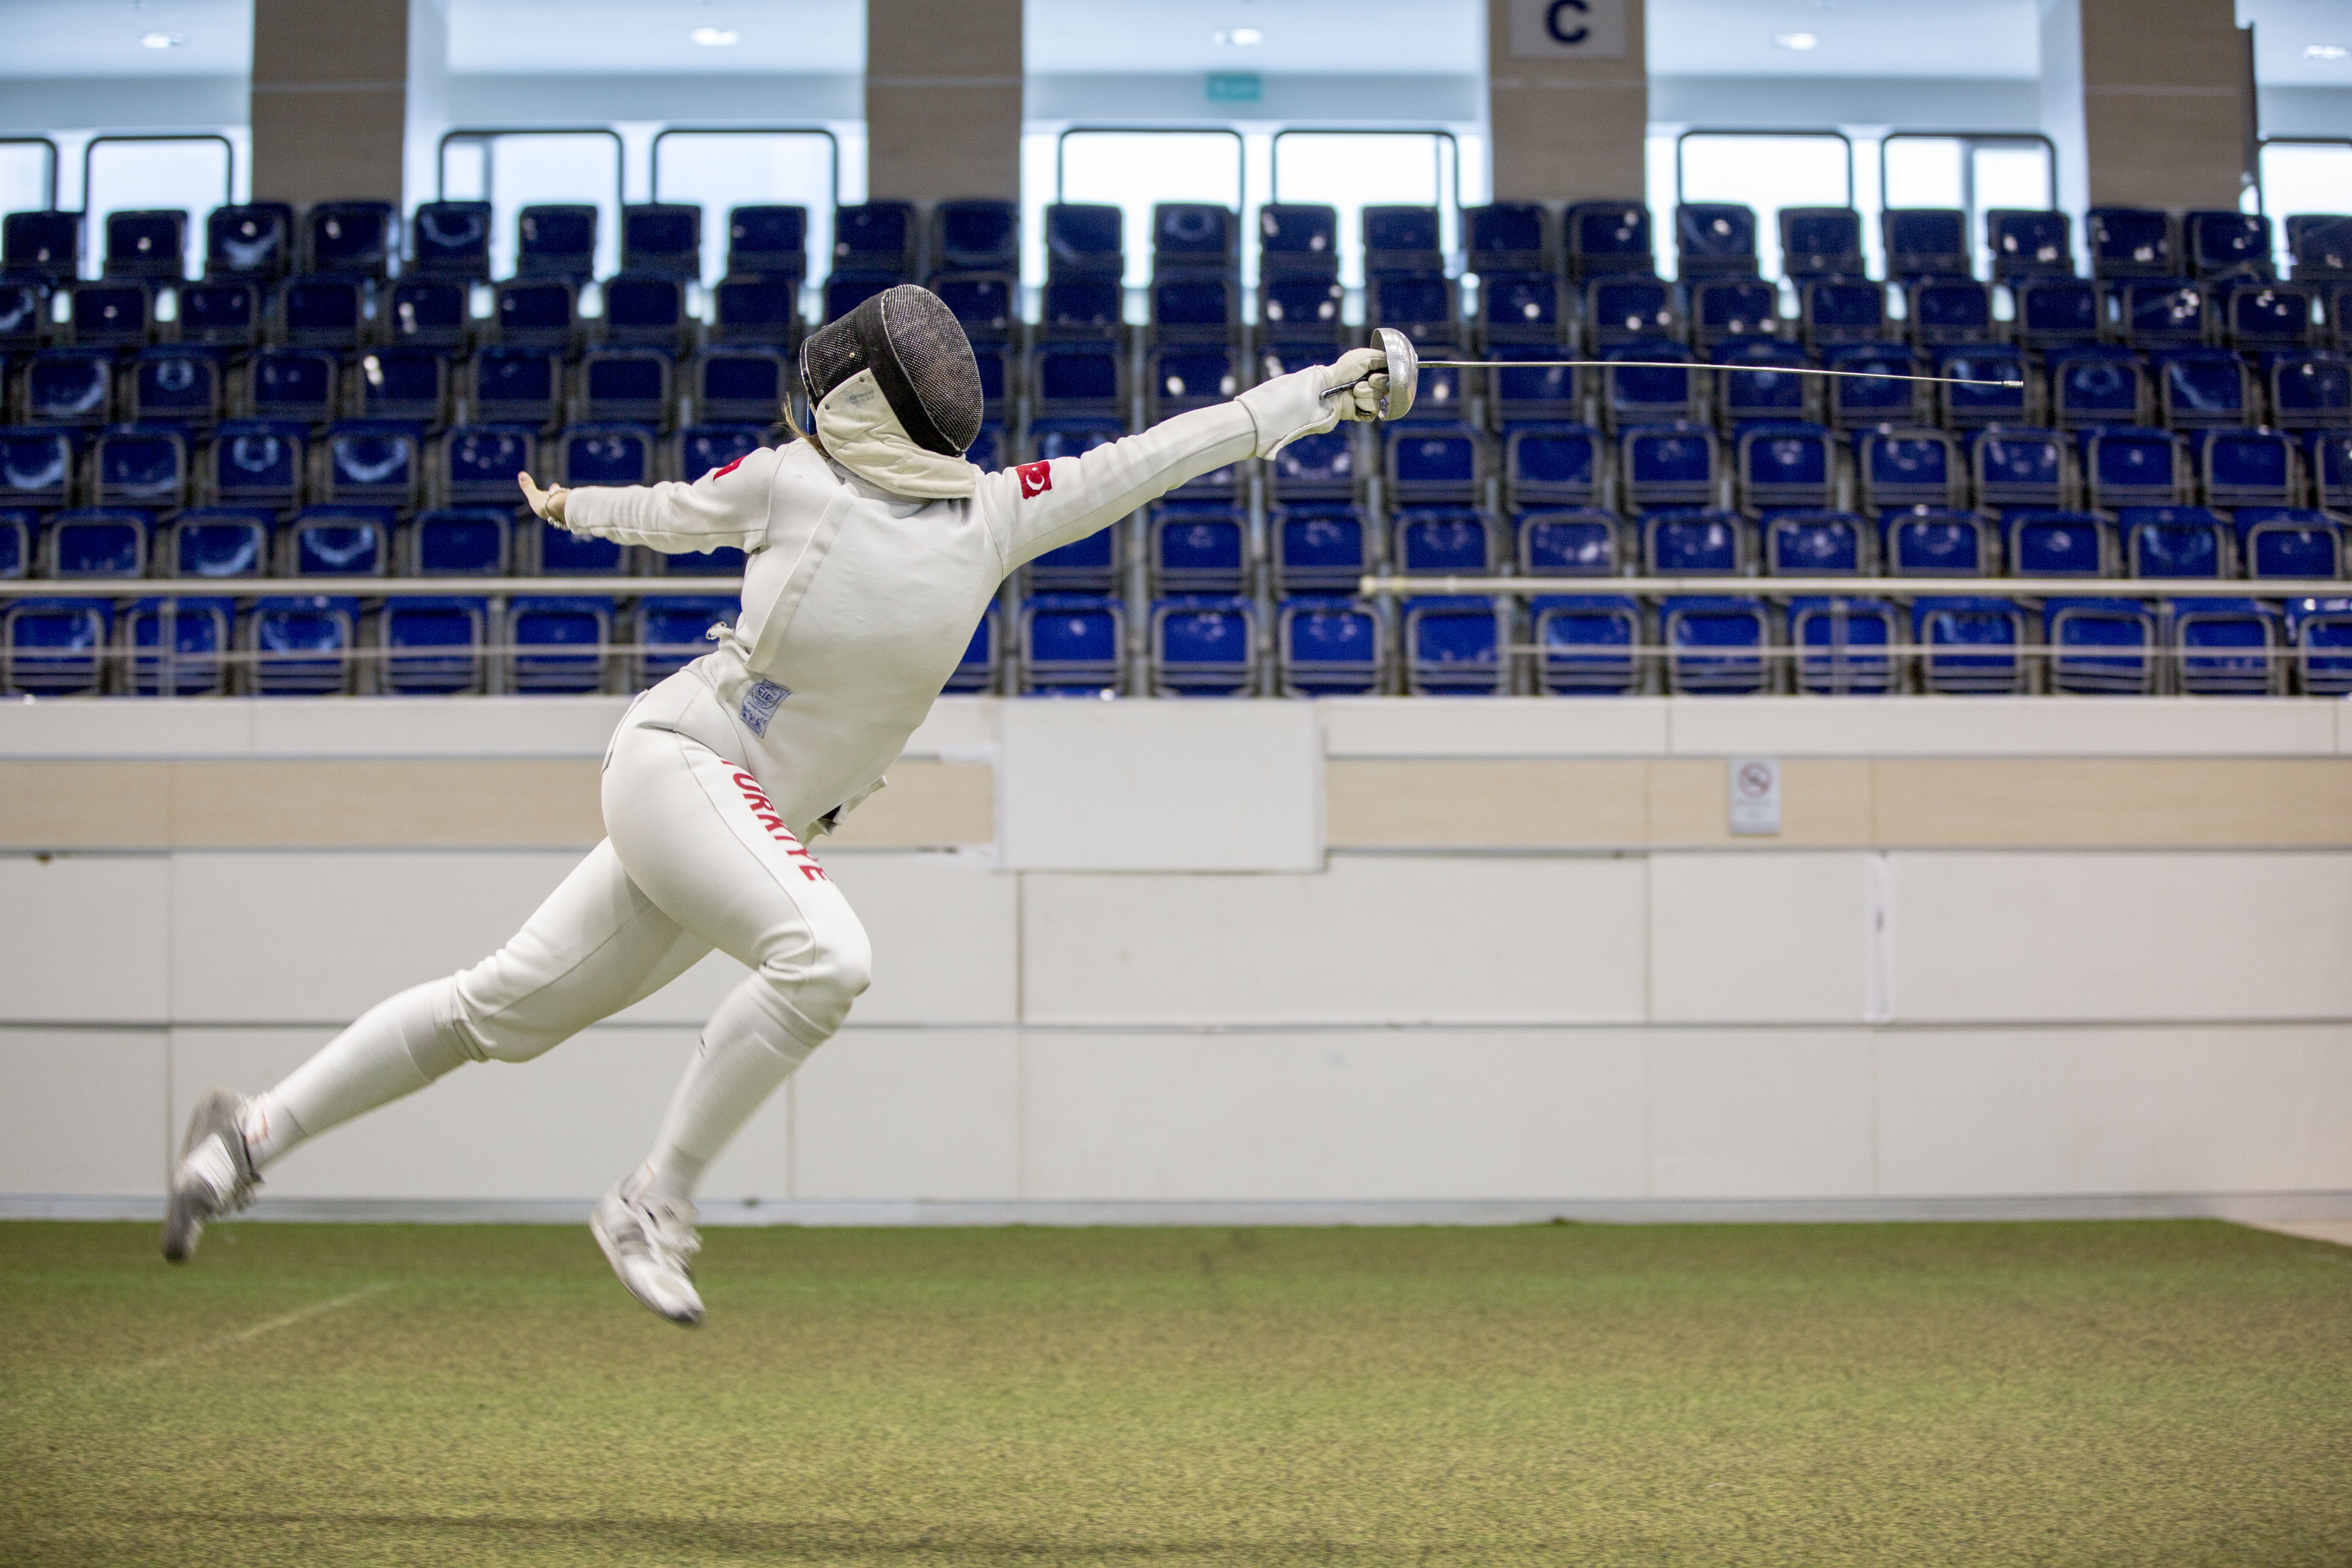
[559,363,1341,841]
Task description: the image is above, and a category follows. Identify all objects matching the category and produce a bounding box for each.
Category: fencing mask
[799,284,984,458]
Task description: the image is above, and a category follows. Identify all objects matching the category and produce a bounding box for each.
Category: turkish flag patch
[708,456,748,482]
[1016,460,1053,499]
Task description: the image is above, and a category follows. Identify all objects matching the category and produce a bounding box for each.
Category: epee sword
[1328,328,2025,421]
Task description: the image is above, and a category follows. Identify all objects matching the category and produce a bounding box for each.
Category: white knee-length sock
[637,975,823,1201]
[240,979,479,1169]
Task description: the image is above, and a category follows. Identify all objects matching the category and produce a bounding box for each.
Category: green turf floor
[1,1220,2347,1567]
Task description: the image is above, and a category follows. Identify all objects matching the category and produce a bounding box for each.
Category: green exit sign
[1206,72,1261,103]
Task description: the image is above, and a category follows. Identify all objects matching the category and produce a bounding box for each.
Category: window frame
[435,126,627,209]
[1676,127,1856,209]
[1,137,60,210]
[2252,136,2352,216]
[1877,130,2058,216]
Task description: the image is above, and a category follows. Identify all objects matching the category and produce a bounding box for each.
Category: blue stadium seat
[247,593,358,694]
[2005,510,2111,577]
[1044,203,1124,280]
[578,349,674,429]
[530,515,628,575]
[2088,207,2178,281]
[1987,210,2073,283]
[822,272,895,323]
[1660,595,1769,693]
[966,423,1008,475]
[833,201,918,280]
[2285,216,2352,283]
[1788,596,1897,695]
[207,419,306,509]
[619,204,699,282]
[2015,278,2100,352]
[378,596,490,695]
[2184,211,2271,283]
[2236,506,2343,580]
[407,508,510,576]
[167,508,270,580]
[676,424,764,485]
[1643,508,1748,575]
[2082,426,2188,510]
[1503,424,1602,510]
[2116,279,2211,350]
[1,427,75,509]
[942,604,1001,696]
[1488,345,1584,426]
[1148,502,1247,596]
[1271,503,1373,595]
[1367,274,1459,346]
[1517,508,1623,577]
[1602,342,1697,430]
[1477,272,1567,350]
[2201,427,2297,509]
[4,209,82,283]
[1712,341,1816,426]
[206,203,295,282]
[711,276,802,347]
[1530,594,1642,694]
[1907,278,1995,347]
[1403,595,1509,695]
[1027,415,1121,465]
[1565,201,1654,281]
[278,274,365,351]
[491,278,577,352]
[1150,596,1256,696]
[931,198,1018,275]
[1883,507,1993,576]
[128,347,225,428]
[385,278,469,350]
[107,211,185,278]
[2120,504,2229,578]
[91,425,186,511]
[1021,592,1124,696]
[2154,347,2252,430]
[434,424,532,507]
[1691,277,1781,351]
[46,508,150,577]
[1258,276,1346,343]
[306,200,397,278]
[0,510,30,578]
[2227,283,2315,352]
[935,272,1017,344]
[506,596,614,694]
[1765,510,1871,575]
[633,595,737,687]
[558,425,656,495]
[0,275,46,354]
[2289,595,2352,695]
[247,347,339,425]
[409,201,492,282]
[1258,205,1339,278]
[1619,421,1719,513]
[1023,519,1120,594]
[1675,204,1759,279]
[470,348,563,429]
[1277,597,1384,695]
[124,597,232,696]
[1386,423,1487,506]
[2046,597,2157,693]
[1858,428,1964,513]
[66,281,151,350]
[1145,344,1240,420]
[3,599,110,695]
[319,420,421,509]
[602,274,689,353]
[351,345,448,426]
[1882,209,1970,281]
[1152,203,1238,279]
[2050,348,2149,429]
[2172,597,2284,696]
[1914,597,2026,693]
[516,204,597,283]
[1363,206,1442,278]
[694,349,790,425]
[1780,208,1865,281]
[1933,346,2031,429]
[1800,279,1887,350]
[1395,506,1499,577]
[1733,422,1830,514]
[1031,342,1125,416]
[1825,344,1927,430]
[2307,431,2352,509]
[727,205,809,280]
[1971,428,2071,512]
[1467,202,1552,277]
[1149,276,1239,344]
[1402,358,1470,424]
[1267,427,1361,503]
[285,505,392,577]
[2268,352,2352,431]
[1586,276,1677,347]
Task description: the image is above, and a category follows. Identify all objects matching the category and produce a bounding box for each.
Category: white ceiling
[1025,0,1484,76]
[447,0,863,74]
[1647,0,2040,80]
[0,0,251,76]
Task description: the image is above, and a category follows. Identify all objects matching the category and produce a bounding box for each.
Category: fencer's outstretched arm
[980,355,1381,572]
[523,453,778,555]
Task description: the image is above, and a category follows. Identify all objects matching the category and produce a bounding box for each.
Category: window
[439,130,624,281]
[85,135,234,280]
[2257,140,2352,270]
[1048,129,1244,288]
[1882,134,2056,277]
[1676,132,1852,281]
[652,129,840,286]
[0,139,58,221]
[1272,131,1462,287]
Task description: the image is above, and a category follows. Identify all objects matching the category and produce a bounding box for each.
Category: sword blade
[1414,359,2025,388]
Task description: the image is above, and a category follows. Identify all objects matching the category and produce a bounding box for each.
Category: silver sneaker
[591,1181,705,1326]
[163,1088,260,1263]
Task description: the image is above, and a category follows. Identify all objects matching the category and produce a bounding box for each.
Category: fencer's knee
[446,967,563,1064]
[758,925,872,1045]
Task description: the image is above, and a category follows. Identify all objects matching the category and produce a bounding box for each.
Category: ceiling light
[2304,42,2348,60]
[1773,31,1820,50]
[1212,27,1264,46]
[690,26,739,45]
[140,31,185,48]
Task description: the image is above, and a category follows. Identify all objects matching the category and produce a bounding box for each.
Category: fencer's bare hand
[517,471,567,523]
[1321,347,1390,422]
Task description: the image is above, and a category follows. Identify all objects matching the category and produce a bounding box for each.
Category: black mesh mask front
[798,284,983,457]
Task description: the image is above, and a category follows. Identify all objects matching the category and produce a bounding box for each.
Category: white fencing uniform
[251,364,1343,1195]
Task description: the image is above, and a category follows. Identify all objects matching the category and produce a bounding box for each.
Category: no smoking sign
[1728,757,1782,836]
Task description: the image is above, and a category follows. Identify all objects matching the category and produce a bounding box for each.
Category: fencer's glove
[517,471,568,525]
[1320,347,1390,422]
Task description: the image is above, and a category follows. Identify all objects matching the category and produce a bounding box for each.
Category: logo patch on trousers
[731,772,829,880]
[738,677,791,737]
[1016,459,1053,499]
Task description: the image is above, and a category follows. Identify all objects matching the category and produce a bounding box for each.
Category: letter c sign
[1547,0,1588,45]
[1509,0,1626,58]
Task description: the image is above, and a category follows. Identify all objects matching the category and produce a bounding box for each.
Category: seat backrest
[306,201,397,278]
[832,201,919,278]
[726,205,808,279]
[1363,206,1443,277]
[1675,204,1758,277]
[932,199,1019,272]
[105,210,187,280]
[410,201,493,281]
[206,203,295,279]
[620,203,701,280]
[1465,203,1551,276]
[1565,201,1654,280]
[1986,209,2073,281]
[517,204,599,281]
[2087,207,2176,279]
[1152,203,1237,274]
[1257,204,1339,278]
[1779,207,1864,279]
[1045,203,1123,278]
[3,209,81,281]
[2285,214,2352,281]
[1881,209,1969,279]
[2185,210,2272,279]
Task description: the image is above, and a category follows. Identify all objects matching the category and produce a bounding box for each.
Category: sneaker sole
[589,1207,704,1327]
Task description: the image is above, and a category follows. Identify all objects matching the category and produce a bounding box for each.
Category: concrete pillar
[249,0,413,205]
[2076,0,2255,210]
[865,0,1023,203]
[1486,0,1648,203]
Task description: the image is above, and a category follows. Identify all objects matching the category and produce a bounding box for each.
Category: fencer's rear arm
[980,364,1342,571]
[558,448,780,555]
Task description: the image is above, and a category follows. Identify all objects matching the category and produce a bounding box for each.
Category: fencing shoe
[163,1088,261,1263]
[591,1179,705,1326]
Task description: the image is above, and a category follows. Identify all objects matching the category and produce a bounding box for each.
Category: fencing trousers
[247,675,873,1198]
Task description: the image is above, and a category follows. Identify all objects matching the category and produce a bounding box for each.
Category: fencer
[164,285,1393,1325]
